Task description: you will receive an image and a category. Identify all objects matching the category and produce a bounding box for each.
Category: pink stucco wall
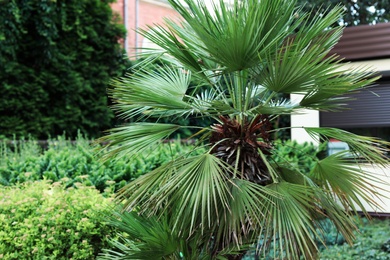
[111,0,180,57]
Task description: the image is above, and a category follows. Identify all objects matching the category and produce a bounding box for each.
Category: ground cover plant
[319,217,390,260]
[242,217,390,259]
[98,0,390,259]
[0,180,113,259]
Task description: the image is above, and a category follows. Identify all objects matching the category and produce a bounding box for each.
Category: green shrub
[0,180,113,259]
[0,136,203,193]
[271,140,326,174]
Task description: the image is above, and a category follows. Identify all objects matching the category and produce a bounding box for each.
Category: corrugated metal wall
[320,82,390,128]
[329,23,390,61]
[321,23,390,128]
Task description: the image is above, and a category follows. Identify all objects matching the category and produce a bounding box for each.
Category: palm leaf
[152,154,232,233]
[160,0,297,72]
[258,182,319,260]
[250,99,300,115]
[305,127,389,166]
[116,154,233,236]
[99,210,182,259]
[311,191,357,245]
[300,67,379,110]
[253,6,343,94]
[110,65,192,116]
[137,23,204,74]
[217,179,279,247]
[310,152,386,215]
[98,123,180,162]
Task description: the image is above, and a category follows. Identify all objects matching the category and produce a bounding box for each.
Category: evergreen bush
[0,0,131,139]
[0,136,203,193]
[0,181,113,259]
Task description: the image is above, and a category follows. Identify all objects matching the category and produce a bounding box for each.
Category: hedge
[0,0,131,139]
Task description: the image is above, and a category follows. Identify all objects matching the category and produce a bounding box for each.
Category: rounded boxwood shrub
[0,180,113,259]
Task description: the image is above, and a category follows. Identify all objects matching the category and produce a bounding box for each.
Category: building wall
[291,23,390,144]
[290,58,390,145]
[111,0,180,57]
[111,0,124,17]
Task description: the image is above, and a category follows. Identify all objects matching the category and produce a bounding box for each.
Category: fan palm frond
[99,123,180,162]
[117,154,232,234]
[99,210,182,260]
[258,181,319,260]
[110,65,192,115]
[166,0,298,72]
[305,127,389,165]
[310,152,387,215]
[300,67,379,110]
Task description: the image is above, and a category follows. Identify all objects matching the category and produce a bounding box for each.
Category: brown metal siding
[330,23,390,61]
[320,82,390,128]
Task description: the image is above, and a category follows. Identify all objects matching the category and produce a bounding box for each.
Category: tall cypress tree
[0,0,130,139]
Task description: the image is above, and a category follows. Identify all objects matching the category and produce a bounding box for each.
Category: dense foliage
[0,0,130,139]
[0,136,318,194]
[0,136,202,194]
[0,138,388,259]
[0,181,112,259]
[270,140,326,175]
[297,0,390,26]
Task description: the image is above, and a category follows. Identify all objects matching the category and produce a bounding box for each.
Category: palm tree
[98,0,389,259]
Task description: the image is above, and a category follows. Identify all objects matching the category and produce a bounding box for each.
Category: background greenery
[0,0,131,139]
[0,136,320,194]
[318,217,390,260]
[297,0,390,26]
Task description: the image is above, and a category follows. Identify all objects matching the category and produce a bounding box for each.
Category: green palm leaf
[172,0,296,71]
[110,65,192,116]
[258,182,319,260]
[300,67,379,110]
[99,123,180,162]
[99,210,182,259]
[117,154,232,235]
[217,179,278,247]
[305,127,389,165]
[310,152,386,215]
